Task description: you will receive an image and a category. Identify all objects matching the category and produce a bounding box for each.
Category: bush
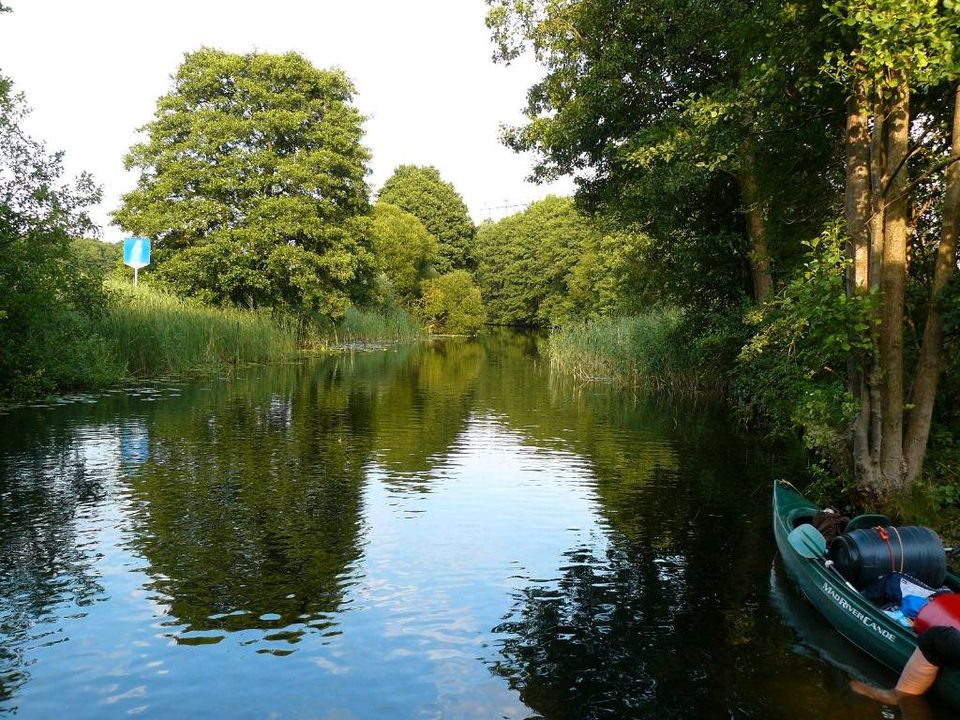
[735,227,875,474]
[420,271,485,335]
[0,82,117,401]
[369,202,438,304]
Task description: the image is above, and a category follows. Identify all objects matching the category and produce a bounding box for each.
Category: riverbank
[548,310,960,541]
[100,281,300,377]
[305,305,424,350]
[548,309,723,393]
[105,281,425,374]
[0,280,426,407]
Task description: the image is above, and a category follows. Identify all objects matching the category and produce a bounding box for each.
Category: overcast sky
[0,0,573,242]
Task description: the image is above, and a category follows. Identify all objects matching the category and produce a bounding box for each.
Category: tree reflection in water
[121,341,487,641]
[484,397,817,719]
[121,362,375,639]
[0,411,116,707]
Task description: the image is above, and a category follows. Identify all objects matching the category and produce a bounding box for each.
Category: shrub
[735,227,876,475]
[420,271,485,335]
[0,82,117,400]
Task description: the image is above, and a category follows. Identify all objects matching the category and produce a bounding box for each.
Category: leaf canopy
[370,201,439,303]
[114,48,375,316]
[378,165,475,274]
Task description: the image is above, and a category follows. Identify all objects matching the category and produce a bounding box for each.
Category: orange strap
[876,526,897,573]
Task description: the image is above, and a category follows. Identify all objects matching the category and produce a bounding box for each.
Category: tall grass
[549,309,718,393]
[100,280,299,377]
[307,306,423,348]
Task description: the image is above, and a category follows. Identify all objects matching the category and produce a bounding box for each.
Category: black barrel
[828,526,946,590]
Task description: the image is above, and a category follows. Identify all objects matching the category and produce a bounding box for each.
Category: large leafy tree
[114,49,375,317]
[487,0,841,305]
[829,0,960,495]
[490,0,960,499]
[736,1,960,499]
[377,165,475,274]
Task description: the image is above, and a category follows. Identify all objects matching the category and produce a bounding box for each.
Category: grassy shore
[548,309,718,393]
[100,280,301,376]
[99,281,428,379]
[306,306,424,348]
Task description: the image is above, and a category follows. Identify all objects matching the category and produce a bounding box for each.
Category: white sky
[0,0,573,242]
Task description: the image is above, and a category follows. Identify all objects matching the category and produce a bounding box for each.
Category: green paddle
[788,523,859,591]
[788,523,828,559]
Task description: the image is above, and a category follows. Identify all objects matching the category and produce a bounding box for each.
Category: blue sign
[123,237,151,269]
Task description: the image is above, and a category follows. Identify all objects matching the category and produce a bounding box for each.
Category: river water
[0,333,949,718]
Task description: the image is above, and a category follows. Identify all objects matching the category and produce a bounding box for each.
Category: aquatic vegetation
[99,280,299,376]
[305,305,424,348]
[548,309,719,393]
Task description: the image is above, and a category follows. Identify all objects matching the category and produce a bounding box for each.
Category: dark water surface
[0,333,947,718]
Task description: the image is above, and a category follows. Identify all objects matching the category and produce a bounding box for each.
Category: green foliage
[922,336,960,504]
[823,0,960,98]
[549,309,721,392]
[420,270,486,335]
[927,429,960,498]
[486,0,841,283]
[489,0,960,502]
[475,196,643,326]
[564,230,648,318]
[70,237,122,276]
[0,81,119,400]
[305,305,424,348]
[735,227,876,468]
[378,165,475,273]
[114,48,374,318]
[369,201,438,304]
[98,280,299,377]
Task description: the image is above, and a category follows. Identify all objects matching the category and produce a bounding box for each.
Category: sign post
[123,237,151,286]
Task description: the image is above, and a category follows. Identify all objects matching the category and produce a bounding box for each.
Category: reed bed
[311,306,424,348]
[100,281,299,376]
[548,309,716,393]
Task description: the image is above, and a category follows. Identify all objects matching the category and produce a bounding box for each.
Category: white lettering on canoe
[821,581,897,643]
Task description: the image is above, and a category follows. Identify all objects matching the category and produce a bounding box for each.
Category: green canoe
[773,479,960,709]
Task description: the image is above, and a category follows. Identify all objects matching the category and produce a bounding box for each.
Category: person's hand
[850,679,899,705]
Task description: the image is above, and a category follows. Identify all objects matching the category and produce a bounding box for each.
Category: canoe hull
[772,480,960,709]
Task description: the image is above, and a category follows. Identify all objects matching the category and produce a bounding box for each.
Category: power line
[479,199,535,221]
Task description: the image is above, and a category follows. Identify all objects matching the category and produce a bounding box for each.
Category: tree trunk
[845,89,871,293]
[878,76,910,490]
[867,100,887,472]
[844,85,875,485]
[738,141,774,303]
[903,82,960,484]
[869,103,888,294]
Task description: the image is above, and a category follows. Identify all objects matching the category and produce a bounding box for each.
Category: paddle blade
[788,524,828,559]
